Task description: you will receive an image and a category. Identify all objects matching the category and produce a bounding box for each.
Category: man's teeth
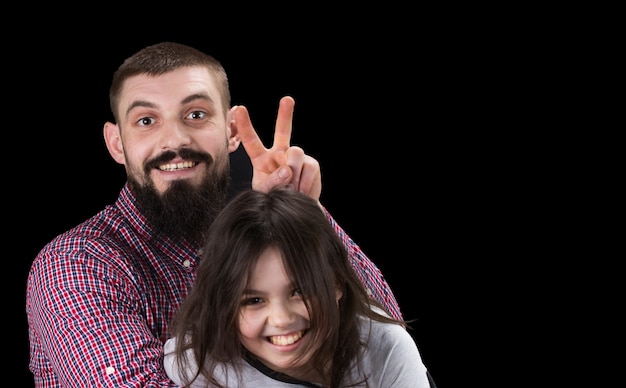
[158,161,195,171]
[268,331,304,346]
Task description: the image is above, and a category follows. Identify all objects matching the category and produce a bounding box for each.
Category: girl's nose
[267,301,296,328]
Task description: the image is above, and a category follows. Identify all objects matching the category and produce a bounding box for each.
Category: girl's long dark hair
[169,188,405,387]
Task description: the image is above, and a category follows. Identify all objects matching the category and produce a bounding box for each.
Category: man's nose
[159,121,192,150]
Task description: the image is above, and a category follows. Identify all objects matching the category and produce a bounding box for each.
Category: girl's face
[237,246,316,376]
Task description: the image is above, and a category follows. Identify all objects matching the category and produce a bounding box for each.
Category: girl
[164,188,433,387]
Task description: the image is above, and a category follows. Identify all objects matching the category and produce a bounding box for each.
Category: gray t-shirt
[164,312,430,387]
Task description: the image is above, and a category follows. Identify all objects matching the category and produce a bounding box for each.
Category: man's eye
[137,117,155,126]
[186,111,206,120]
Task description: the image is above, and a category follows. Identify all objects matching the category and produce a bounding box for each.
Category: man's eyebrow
[181,92,214,105]
[125,93,215,117]
[126,100,156,117]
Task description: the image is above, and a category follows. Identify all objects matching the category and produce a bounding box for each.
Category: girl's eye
[293,288,303,297]
[244,297,263,306]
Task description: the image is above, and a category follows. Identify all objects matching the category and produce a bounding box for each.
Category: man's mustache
[145,149,213,171]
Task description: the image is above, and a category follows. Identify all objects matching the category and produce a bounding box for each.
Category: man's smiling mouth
[158,161,198,171]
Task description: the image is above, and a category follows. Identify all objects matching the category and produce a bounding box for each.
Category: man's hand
[233,96,322,202]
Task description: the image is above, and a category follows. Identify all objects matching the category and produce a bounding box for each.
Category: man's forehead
[120,67,223,108]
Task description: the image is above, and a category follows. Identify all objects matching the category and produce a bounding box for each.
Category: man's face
[107,67,238,240]
[114,66,232,193]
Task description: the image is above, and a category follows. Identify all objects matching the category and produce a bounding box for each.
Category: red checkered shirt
[27,183,402,387]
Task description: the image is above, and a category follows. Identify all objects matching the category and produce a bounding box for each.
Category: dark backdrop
[11,26,493,387]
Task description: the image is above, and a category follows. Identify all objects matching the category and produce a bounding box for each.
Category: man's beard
[128,149,231,243]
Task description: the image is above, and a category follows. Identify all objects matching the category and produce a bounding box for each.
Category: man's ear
[227,106,241,153]
[103,122,126,165]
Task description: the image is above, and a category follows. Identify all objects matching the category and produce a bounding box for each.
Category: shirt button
[183,259,191,268]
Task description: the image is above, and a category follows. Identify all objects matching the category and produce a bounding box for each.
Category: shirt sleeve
[368,321,431,388]
[321,205,404,320]
[164,337,196,386]
[27,243,178,387]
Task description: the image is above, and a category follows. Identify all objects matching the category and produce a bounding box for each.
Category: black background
[10,18,504,386]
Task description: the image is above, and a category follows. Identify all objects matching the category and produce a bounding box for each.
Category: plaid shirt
[27,183,402,387]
